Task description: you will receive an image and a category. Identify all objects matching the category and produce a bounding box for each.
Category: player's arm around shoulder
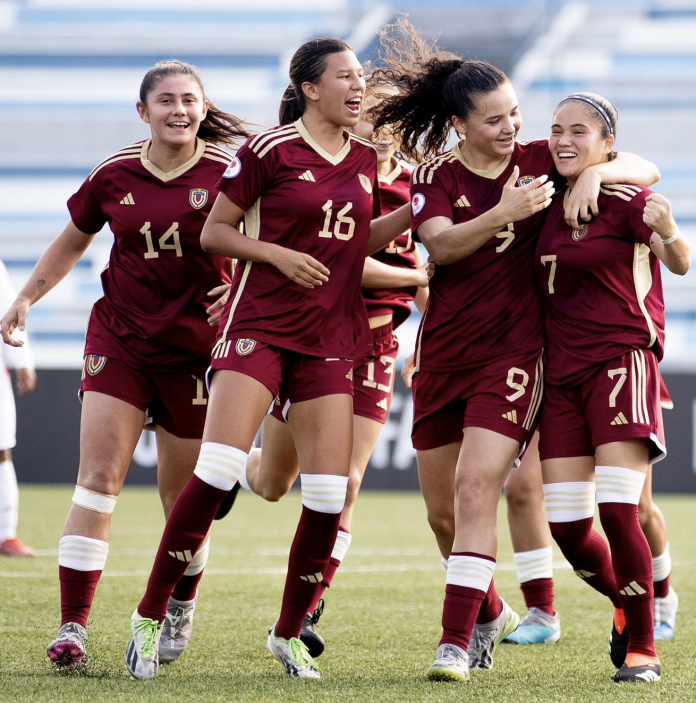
[643,192,691,275]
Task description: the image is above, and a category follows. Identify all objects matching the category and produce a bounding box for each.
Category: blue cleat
[654,586,678,641]
[503,607,560,644]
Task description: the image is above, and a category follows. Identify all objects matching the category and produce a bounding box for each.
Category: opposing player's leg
[638,466,677,641]
[504,433,559,644]
[0,370,35,557]
[128,370,272,680]
[154,427,208,664]
[49,390,144,668]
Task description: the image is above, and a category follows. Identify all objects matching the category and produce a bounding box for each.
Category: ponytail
[370,18,508,161]
[279,84,304,126]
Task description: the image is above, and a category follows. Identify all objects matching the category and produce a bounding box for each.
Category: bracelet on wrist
[660,231,680,245]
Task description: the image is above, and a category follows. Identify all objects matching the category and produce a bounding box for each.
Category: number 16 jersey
[215,118,381,360]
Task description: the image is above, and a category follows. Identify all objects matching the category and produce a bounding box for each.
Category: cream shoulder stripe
[256,133,302,159]
[89,147,141,180]
[249,125,298,154]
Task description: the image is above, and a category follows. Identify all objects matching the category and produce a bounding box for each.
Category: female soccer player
[536,92,689,683]
[370,20,659,681]
[1,60,249,668]
[0,258,37,558]
[229,88,430,657]
[125,39,410,681]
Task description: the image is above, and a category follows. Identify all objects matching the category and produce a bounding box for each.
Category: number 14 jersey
[215,118,381,360]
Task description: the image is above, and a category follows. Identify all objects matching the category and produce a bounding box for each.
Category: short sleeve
[409,166,454,240]
[67,177,107,235]
[215,138,274,213]
[621,188,654,246]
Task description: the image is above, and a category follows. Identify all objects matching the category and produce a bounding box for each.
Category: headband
[560,95,615,135]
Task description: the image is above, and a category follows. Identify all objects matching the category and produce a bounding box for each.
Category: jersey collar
[377,157,402,185]
[294,118,351,166]
[452,140,511,179]
[140,137,206,182]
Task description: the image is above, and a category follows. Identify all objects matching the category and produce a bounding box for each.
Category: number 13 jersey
[215,118,381,360]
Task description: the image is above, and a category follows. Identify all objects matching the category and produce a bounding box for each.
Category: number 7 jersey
[215,118,381,360]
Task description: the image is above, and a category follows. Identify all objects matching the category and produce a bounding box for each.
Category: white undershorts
[0,367,16,451]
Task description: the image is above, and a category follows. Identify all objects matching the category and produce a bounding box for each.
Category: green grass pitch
[1,487,694,702]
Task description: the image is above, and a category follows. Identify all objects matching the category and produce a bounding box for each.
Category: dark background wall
[11,370,696,492]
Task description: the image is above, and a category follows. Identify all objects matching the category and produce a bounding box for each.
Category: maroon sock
[308,557,340,613]
[599,502,656,658]
[520,577,555,616]
[441,584,485,650]
[172,571,204,602]
[138,475,226,622]
[59,566,101,628]
[476,577,503,624]
[549,517,621,608]
[654,575,670,600]
[275,506,341,640]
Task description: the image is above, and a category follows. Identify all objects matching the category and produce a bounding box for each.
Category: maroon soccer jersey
[68,139,233,368]
[362,159,417,329]
[535,184,665,387]
[214,118,380,360]
[410,140,554,372]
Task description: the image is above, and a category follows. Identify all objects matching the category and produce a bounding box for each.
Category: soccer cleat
[609,608,629,669]
[47,622,87,668]
[0,537,36,557]
[267,625,320,679]
[426,643,470,682]
[299,599,325,658]
[654,586,678,641]
[214,482,241,521]
[468,598,520,670]
[159,595,196,663]
[125,610,163,680]
[503,607,561,644]
[612,654,661,683]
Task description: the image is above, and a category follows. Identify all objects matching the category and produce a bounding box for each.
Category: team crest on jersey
[517,175,535,186]
[572,224,590,241]
[412,193,425,216]
[223,157,242,179]
[235,338,256,356]
[85,354,107,376]
[358,174,372,194]
[189,188,208,209]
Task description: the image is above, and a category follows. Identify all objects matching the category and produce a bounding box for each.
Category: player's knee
[257,482,288,502]
[77,466,124,497]
[427,510,455,544]
[505,477,539,513]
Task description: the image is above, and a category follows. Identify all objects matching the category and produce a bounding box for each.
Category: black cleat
[299,599,325,658]
[609,613,629,669]
[214,482,241,521]
[612,661,661,683]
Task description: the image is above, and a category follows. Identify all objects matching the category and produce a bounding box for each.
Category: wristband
[660,231,680,245]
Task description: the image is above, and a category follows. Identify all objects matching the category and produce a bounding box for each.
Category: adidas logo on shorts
[611,412,629,426]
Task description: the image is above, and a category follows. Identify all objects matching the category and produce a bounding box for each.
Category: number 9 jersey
[214,118,381,361]
[68,138,234,368]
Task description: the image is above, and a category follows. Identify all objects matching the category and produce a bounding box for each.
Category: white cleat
[125,610,163,680]
[468,598,520,670]
[654,586,678,641]
[503,607,561,644]
[159,595,197,663]
[267,624,320,679]
[426,643,470,682]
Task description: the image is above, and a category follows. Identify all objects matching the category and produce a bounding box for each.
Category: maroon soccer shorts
[209,338,353,405]
[353,322,399,424]
[80,354,208,439]
[539,348,665,464]
[411,349,545,451]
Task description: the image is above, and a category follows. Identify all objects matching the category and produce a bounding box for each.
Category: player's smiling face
[550,102,614,187]
[137,75,209,150]
[452,82,521,166]
[304,50,365,128]
[352,91,397,166]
